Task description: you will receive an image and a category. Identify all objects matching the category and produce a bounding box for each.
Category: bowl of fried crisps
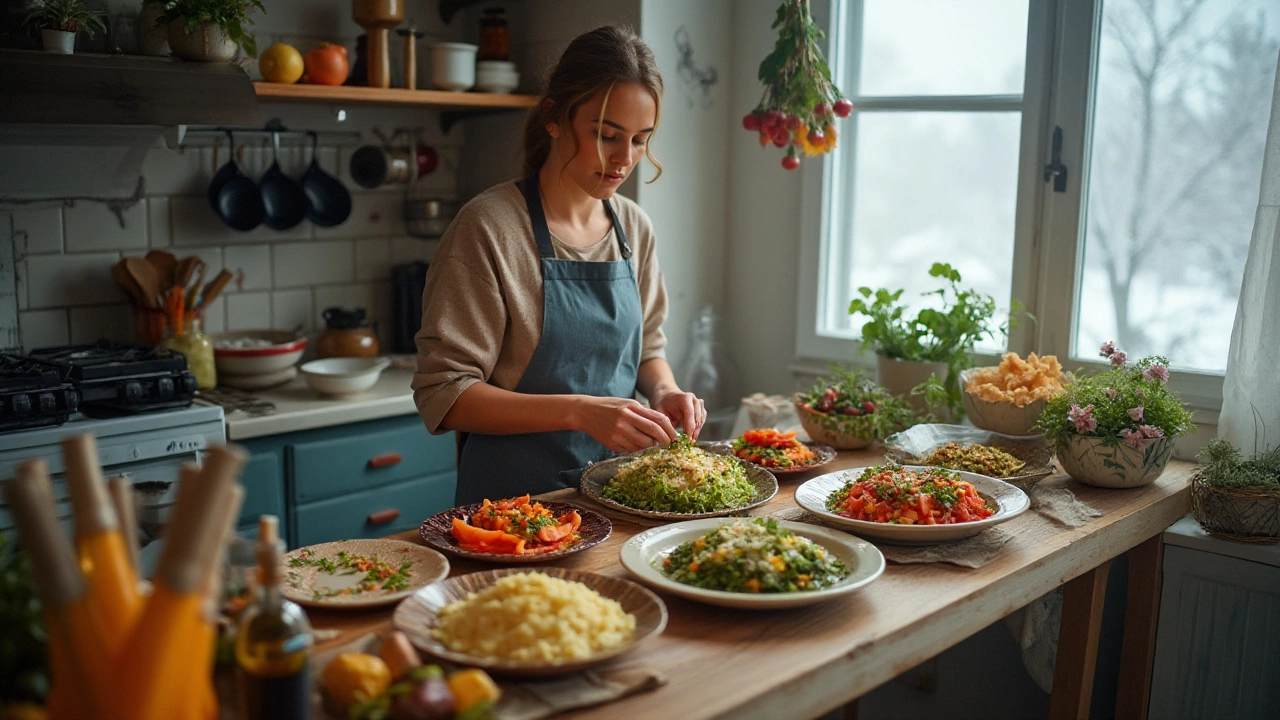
[961,353,1067,436]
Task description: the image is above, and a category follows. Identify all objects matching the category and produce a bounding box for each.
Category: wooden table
[309,450,1192,720]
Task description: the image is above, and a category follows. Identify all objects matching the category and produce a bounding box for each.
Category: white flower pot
[42,29,76,55]
[167,20,238,62]
[1057,434,1175,489]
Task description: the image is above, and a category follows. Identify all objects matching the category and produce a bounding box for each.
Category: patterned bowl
[1056,434,1176,488]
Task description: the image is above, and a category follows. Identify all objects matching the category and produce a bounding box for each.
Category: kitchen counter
[213,367,418,441]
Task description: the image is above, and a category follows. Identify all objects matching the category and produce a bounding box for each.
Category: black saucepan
[210,130,265,232]
[258,131,309,231]
[301,132,352,227]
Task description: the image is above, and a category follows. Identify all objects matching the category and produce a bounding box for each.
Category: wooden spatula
[144,250,178,292]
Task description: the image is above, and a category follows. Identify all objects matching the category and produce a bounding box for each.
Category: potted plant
[1190,438,1280,542]
[848,262,1020,414]
[793,365,915,449]
[157,0,265,62]
[24,0,106,55]
[1037,342,1194,488]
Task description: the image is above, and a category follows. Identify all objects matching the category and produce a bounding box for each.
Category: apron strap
[522,174,633,260]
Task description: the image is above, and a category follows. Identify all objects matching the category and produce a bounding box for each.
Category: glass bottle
[158,317,216,390]
[235,516,312,720]
[676,305,742,440]
[478,7,509,62]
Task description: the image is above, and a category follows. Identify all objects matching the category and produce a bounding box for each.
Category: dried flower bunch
[1037,342,1194,451]
[743,0,851,171]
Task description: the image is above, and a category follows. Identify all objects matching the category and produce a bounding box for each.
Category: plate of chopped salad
[620,517,884,609]
[282,539,449,608]
[580,435,778,520]
[713,429,836,475]
[419,496,612,563]
[795,465,1030,545]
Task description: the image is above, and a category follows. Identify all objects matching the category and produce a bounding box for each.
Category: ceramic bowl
[211,330,307,375]
[475,71,519,94]
[429,42,478,91]
[960,368,1050,436]
[793,400,873,450]
[300,357,390,396]
[1056,434,1176,488]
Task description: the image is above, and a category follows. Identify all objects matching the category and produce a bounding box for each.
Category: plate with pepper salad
[794,464,1030,545]
[711,429,836,476]
[419,495,612,563]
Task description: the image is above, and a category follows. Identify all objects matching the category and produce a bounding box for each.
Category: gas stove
[0,353,80,432]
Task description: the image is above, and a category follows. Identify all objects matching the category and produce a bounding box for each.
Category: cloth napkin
[1028,474,1103,528]
[312,633,665,720]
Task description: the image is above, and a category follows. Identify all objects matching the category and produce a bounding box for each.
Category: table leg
[1048,559,1112,720]
[1115,535,1163,720]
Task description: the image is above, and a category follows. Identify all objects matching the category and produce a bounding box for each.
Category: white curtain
[1220,50,1280,454]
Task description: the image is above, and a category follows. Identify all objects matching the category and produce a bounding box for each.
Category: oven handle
[367,508,401,526]
[367,453,403,469]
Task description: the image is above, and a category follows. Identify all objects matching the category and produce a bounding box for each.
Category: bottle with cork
[235,515,314,720]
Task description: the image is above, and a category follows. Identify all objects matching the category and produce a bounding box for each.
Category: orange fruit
[259,43,305,84]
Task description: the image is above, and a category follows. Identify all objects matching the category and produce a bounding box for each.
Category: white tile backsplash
[19,309,68,350]
[225,292,271,331]
[27,252,123,308]
[63,200,148,252]
[198,301,226,335]
[316,192,404,239]
[272,239,354,288]
[222,244,271,291]
[12,207,63,255]
[390,237,437,265]
[355,238,392,281]
[271,289,313,332]
[314,282,390,344]
[148,198,172,248]
[68,304,133,345]
[171,195,313,248]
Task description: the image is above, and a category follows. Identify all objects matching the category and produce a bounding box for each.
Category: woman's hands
[573,397,680,454]
[650,388,707,439]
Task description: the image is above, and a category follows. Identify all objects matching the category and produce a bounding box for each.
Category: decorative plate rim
[418,501,613,563]
[579,451,779,521]
[281,538,450,609]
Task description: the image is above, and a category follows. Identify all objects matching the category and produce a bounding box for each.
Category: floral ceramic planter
[167,21,238,62]
[1057,434,1175,489]
[794,401,873,450]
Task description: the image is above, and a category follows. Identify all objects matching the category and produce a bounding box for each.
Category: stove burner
[23,342,197,419]
[0,352,80,431]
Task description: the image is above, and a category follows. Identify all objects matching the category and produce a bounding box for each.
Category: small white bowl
[429,42,478,91]
[299,357,390,397]
[476,60,516,72]
[475,73,519,94]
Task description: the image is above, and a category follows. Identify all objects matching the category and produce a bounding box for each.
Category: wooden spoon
[123,256,162,308]
[175,256,201,290]
[144,250,177,292]
[197,269,235,308]
[110,260,145,306]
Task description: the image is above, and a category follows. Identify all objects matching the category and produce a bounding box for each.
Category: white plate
[794,466,1030,545]
[619,518,885,609]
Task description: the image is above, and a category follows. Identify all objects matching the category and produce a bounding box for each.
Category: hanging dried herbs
[744,0,852,171]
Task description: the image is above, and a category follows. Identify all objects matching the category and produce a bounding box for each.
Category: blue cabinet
[233,415,456,548]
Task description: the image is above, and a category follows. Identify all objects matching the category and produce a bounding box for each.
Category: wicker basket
[1190,472,1280,543]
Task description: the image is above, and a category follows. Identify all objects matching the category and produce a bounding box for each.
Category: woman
[412,26,706,504]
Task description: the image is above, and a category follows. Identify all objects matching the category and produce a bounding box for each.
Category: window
[801,0,1279,411]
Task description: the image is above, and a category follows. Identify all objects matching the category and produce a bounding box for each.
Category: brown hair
[520,26,664,182]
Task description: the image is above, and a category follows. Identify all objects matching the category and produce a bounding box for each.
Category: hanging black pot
[258,131,309,231]
[209,130,265,232]
[300,132,352,227]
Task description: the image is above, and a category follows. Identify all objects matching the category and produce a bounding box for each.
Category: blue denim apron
[453,175,643,504]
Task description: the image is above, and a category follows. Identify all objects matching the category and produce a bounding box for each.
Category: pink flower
[1128,406,1144,421]
[1119,428,1146,449]
[1068,404,1096,434]
[1140,425,1164,439]
[1110,351,1128,366]
[1100,341,1117,357]
[1143,365,1170,384]
[1105,388,1118,400]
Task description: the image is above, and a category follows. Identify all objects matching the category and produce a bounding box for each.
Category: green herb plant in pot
[1190,438,1280,542]
[848,262,1023,418]
[24,0,106,55]
[794,365,914,449]
[158,0,265,62]
[1038,342,1194,489]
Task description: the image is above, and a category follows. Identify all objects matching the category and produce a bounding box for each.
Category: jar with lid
[478,7,509,62]
[158,316,217,390]
[317,307,380,359]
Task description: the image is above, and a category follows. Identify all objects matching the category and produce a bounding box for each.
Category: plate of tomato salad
[418,495,612,563]
[710,429,837,476]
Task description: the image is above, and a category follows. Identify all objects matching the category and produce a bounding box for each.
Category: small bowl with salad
[793,366,915,450]
[620,517,885,609]
[580,435,777,520]
[883,423,1055,488]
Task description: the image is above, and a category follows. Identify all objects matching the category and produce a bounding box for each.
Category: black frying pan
[210,130,265,232]
[259,131,309,231]
[301,132,352,227]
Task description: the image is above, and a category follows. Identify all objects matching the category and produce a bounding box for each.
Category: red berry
[861,401,876,413]
[807,129,825,145]
[814,103,829,116]
[772,133,789,148]
[742,113,761,131]
[782,155,800,171]
[834,98,853,118]
[784,114,801,130]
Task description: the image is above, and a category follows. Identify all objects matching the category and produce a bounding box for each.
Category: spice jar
[478,7,509,62]
[317,307,380,359]
[159,317,217,390]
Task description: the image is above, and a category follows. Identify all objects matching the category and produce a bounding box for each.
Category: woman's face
[550,82,657,199]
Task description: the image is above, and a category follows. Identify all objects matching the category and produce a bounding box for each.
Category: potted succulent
[1037,342,1194,488]
[848,262,1022,414]
[157,0,265,62]
[793,365,915,449]
[24,0,106,55]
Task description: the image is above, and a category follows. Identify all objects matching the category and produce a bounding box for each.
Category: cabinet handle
[367,453,403,469]
[367,508,401,525]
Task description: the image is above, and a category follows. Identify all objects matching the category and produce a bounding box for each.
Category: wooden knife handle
[367,508,401,525]
[199,270,235,308]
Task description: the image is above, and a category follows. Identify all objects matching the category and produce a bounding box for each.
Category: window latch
[1044,126,1068,192]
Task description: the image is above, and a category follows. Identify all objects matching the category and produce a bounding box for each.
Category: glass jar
[478,7,509,62]
[159,317,217,390]
[317,307,380,358]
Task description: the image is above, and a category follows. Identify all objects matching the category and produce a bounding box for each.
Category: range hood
[0,49,259,127]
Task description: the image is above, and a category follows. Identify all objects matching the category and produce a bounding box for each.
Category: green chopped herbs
[603,435,756,514]
[288,549,414,601]
[660,518,848,593]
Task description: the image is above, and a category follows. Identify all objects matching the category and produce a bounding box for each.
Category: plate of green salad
[620,517,884,609]
[579,436,778,520]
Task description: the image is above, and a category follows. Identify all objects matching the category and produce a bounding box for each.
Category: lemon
[322,653,392,708]
[259,43,305,84]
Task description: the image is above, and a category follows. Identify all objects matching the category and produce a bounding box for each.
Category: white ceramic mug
[429,42,478,91]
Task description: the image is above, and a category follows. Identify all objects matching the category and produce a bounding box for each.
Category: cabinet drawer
[237,443,285,527]
[290,417,454,504]
[292,471,456,548]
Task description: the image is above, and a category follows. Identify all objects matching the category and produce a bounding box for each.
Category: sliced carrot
[451,518,521,549]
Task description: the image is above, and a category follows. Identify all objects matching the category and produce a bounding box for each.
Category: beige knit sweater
[411,180,669,434]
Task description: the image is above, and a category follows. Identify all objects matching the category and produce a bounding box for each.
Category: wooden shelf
[253,82,538,111]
